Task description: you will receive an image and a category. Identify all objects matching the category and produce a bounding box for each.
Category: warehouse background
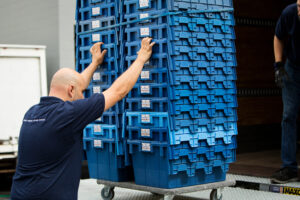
[0,0,298,179]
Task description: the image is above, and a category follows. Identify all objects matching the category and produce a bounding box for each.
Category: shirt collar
[40,96,64,104]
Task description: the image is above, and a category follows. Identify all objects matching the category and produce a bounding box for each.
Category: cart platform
[97,178,236,200]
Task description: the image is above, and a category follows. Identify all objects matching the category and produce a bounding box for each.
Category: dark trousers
[281,59,300,171]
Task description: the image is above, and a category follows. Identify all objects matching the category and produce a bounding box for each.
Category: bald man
[10,37,155,200]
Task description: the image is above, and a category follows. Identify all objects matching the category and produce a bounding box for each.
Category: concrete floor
[78,174,300,200]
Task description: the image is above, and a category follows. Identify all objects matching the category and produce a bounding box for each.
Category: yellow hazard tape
[283,187,300,195]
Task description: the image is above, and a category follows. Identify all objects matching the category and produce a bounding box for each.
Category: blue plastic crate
[137,67,168,83]
[78,30,118,46]
[123,52,168,72]
[169,136,237,162]
[169,155,231,176]
[78,57,119,73]
[78,43,118,61]
[169,87,237,104]
[123,0,168,14]
[84,124,121,140]
[125,39,168,58]
[168,113,237,134]
[83,138,134,181]
[168,0,233,11]
[127,83,168,98]
[97,112,123,127]
[84,124,125,155]
[125,112,168,127]
[127,139,227,188]
[169,123,238,147]
[126,97,168,111]
[126,126,168,142]
[77,2,119,21]
[77,16,117,33]
[191,61,237,75]
[124,24,168,41]
[90,70,119,85]
[123,9,168,27]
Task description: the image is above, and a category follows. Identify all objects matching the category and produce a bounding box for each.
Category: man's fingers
[102,49,108,56]
[150,42,156,47]
[96,42,104,46]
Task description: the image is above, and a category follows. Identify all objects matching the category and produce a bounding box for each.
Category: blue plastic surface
[126,97,169,112]
[127,139,229,188]
[77,0,238,187]
[83,138,133,181]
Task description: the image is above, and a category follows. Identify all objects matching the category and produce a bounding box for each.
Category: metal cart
[97,178,236,200]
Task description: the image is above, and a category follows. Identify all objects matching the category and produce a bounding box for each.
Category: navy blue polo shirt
[11,94,105,200]
[275,3,300,66]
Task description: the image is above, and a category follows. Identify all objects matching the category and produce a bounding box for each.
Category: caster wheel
[150,192,163,197]
[210,189,222,200]
[101,187,115,200]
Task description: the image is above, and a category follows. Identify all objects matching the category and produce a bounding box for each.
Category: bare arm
[102,37,155,112]
[274,35,284,63]
[81,42,107,89]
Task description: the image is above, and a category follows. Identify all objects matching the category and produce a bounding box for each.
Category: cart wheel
[101,186,115,200]
[151,192,163,197]
[210,189,222,200]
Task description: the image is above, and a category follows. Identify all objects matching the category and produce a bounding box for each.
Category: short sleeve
[71,93,105,132]
[275,9,288,40]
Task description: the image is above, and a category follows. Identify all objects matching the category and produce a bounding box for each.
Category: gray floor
[78,174,300,200]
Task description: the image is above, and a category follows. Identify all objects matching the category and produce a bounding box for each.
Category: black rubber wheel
[150,192,163,197]
[101,187,115,200]
[210,189,220,200]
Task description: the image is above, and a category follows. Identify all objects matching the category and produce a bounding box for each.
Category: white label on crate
[142,100,151,108]
[141,129,150,137]
[93,86,101,94]
[97,117,102,121]
[140,27,150,36]
[92,34,100,42]
[92,20,100,29]
[93,72,101,81]
[141,85,150,94]
[94,140,102,148]
[92,7,100,15]
[140,13,149,20]
[145,60,150,65]
[139,0,150,8]
[142,143,151,152]
[141,114,150,123]
[93,125,101,133]
[141,71,150,79]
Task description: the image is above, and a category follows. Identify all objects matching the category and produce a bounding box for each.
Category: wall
[0,0,59,88]
[58,0,76,70]
[0,0,77,89]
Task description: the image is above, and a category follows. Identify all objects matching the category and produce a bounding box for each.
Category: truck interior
[231,0,300,178]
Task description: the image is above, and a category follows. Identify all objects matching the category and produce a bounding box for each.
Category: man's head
[49,68,85,101]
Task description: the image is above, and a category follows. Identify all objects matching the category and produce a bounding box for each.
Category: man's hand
[90,42,107,66]
[274,62,288,88]
[137,37,155,63]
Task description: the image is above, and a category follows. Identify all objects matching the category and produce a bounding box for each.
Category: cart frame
[97,179,236,200]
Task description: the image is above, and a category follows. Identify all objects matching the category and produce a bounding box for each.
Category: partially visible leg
[271,61,300,184]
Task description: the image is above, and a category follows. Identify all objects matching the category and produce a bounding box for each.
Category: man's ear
[67,85,75,99]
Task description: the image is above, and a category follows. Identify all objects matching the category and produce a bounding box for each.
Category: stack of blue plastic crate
[122,0,238,188]
[75,0,133,182]
[75,0,238,188]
